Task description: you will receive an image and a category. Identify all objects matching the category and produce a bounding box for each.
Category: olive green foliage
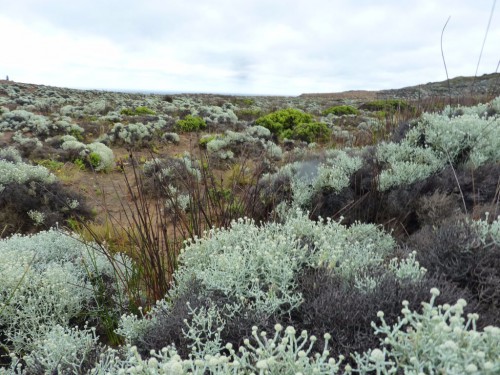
[362,99,410,112]
[88,152,102,169]
[283,121,331,143]
[120,106,156,116]
[74,158,86,170]
[322,105,359,116]
[235,108,263,120]
[256,108,329,142]
[176,115,207,132]
[256,108,313,135]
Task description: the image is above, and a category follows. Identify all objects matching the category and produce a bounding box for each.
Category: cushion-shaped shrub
[117,208,396,357]
[0,229,131,355]
[353,290,500,374]
[176,115,206,132]
[255,108,313,137]
[290,121,331,143]
[322,105,359,116]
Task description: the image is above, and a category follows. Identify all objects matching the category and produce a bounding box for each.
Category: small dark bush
[292,267,485,362]
[134,279,277,358]
[411,219,500,311]
[0,182,93,237]
[234,108,262,121]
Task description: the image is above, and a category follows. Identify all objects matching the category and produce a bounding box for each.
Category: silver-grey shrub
[353,290,500,374]
[0,109,52,135]
[92,325,344,374]
[376,140,444,191]
[0,157,56,192]
[117,209,396,350]
[192,104,238,125]
[266,149,363,208]
[61,137,115,171]
[0,229,131,355]
[11,324,100,374]
[375,96,500,191]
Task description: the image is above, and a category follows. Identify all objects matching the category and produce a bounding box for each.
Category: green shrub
[88,152,102,169]
[291,121,331,143]
[134,106,156,115]
[322,105,359,116]
[255,108,313,136]
[235,108,262,120]
[120,108,135,116]
[74,158,86,170]
[176,115,207,132]
[120,106,156,116]
[34,159,64,172]
[255,108,330,143]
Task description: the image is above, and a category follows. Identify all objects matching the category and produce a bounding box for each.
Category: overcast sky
[0,1,499,95]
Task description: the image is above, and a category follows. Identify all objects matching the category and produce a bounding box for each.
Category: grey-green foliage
[8,324,100,375]
[376,96,500,191]
[192,104,238,125]
[0,109,83,136]
[206,128,283,162]
[352,290,500,374]
[86,142,115,171]
[118,209,396,351]
[266,149,363,208]
[0,109,52,135]
[61,136,115,171]
[173,216,307,317]
[12,131,43,149]
[0,146,23,163]
[92,325,344,374]
[376,140,444,191]
[162,132,180,144]
[0,155,56,192]
[0,229,131,354]
[104,118,171,146]
[407,105,500,168]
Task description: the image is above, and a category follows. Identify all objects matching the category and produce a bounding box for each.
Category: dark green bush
[255,108,313,136]
[176,115,207,132]
[255,108,329,143]
[235,108,262,121]
[120,106,156,116]
[134,106,156,115]
[361,99,410,112]
[322,105,359,116]
[290,121,331,143]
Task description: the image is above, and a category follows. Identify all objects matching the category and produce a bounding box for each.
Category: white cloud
[0,0,498,95]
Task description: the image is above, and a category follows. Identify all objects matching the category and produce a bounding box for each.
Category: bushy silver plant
[376,140,444,191]
[0,158,56,191]
[352,290,500,374]
[91,325,344,374]
[0,229,131,355]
